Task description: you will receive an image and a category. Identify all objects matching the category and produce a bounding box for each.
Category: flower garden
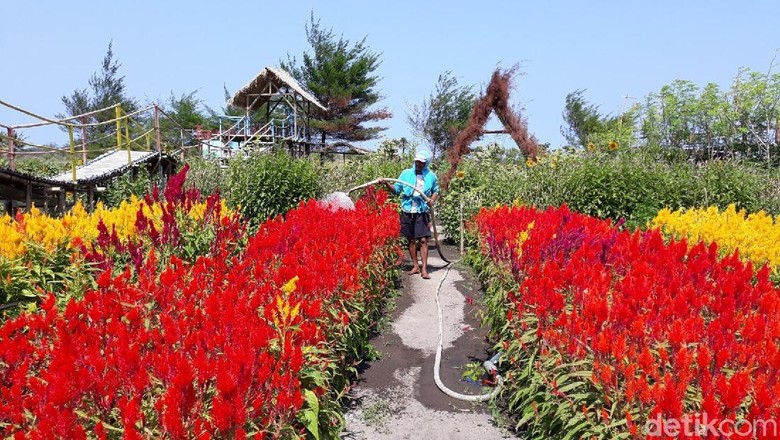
[0,166,401,438]
[3,155,780,439]
[470,203,780,439]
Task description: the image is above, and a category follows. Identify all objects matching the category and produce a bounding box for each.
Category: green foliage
[640,66,780,164]
[461,361,487,383]
[14,157,69,177]
[316,153,409,196]
[163,91,208,128]
[551,151,687,227]
[0,243,94,319]
[281,13,391,144]
[546,150,769,227]
[97,166,158,209]
[159,91,212,147]
[374,137,414,158]
[184,156,228,197]
[408,71,476,158]
[561,89,638,150]
[697,159,764,212]
[438,155,526,241]
[561,89,604,148]
[225,151,319,226]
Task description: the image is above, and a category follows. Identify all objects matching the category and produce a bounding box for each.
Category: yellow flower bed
[652,204,780,271]
[0,196,231,260]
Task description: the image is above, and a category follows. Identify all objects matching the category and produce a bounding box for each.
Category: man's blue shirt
[394,166,439,213]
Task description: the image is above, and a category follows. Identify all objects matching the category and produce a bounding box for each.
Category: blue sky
[2,0,779,150]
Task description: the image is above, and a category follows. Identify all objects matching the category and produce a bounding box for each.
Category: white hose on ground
[433,259,503,402]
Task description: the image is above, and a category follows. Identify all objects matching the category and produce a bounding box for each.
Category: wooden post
[293,101,298,141]
[81,116,88,164]
[7,128,15,171]
[25,183,32,212]
[115,107,123,151]
[57,190,65,215]
[88,188,94,211]
[125,117,131,164]
[459,198,465,256]
[154,105,162,153]
[68,125,76,181]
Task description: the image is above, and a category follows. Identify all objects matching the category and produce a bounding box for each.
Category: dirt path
[341,242,511,439]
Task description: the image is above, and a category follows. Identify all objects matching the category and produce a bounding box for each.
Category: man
[382,150,439,279]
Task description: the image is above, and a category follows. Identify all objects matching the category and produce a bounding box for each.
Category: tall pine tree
[281,14,391,146]
[59,42,138,157]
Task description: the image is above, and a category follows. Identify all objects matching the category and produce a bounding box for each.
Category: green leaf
[556,381,587,394]
[302,389,320,440]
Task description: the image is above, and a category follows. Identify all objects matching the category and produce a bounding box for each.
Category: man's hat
[414,151,429,163]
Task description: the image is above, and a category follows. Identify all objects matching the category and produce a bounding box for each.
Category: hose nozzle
[483,352,501,375]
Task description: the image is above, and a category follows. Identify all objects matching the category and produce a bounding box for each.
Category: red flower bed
[0,179,400,438]
[475,204,780,439]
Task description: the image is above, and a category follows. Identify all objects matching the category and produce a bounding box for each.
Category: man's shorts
[400,211,431,240]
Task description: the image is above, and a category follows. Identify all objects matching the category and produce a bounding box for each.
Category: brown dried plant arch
[440,66,539,191]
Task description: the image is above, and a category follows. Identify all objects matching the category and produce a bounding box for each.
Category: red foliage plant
[440,66,539,191]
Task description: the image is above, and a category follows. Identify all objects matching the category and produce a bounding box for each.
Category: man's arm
[379,177,400,194]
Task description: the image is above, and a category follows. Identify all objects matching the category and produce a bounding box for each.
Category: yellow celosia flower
[272,276,302,328]
[0,214,25,258]
[652,204,780,272]
[0,195,233,260]
[282,276,299,296]
[516,222,535,257]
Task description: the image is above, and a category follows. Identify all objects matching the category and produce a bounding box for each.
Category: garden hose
[348,178,450,263]
[433,262,503,402]
[348,178,502,402]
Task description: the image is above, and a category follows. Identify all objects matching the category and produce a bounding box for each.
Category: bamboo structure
[222,67,326,158]
[0,100,177,215]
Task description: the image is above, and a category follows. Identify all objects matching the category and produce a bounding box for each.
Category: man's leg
[408,239,420,274]
[420,237,430,279]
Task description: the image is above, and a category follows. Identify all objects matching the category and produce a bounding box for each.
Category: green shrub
[184,156,227,197]
[695,160,764,213]
[226,151,320,227]
[14,157,69,177]
[316,153,410,196]
[438,158,527,240]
